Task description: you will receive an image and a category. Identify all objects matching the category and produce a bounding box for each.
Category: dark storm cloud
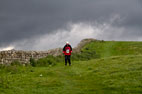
[0,0,142,48]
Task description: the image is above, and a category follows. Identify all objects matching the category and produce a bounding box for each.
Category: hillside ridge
[0,38,99,65]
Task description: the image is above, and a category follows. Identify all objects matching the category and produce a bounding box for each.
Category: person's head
[66,41,69,45]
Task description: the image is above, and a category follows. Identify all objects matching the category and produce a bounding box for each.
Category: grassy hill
[0,41,142,94]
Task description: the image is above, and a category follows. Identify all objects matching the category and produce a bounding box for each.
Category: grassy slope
[82,41,142,57]
[0,41,142,94]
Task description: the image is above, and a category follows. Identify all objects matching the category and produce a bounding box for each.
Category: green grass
[0,55,142,94]
[82,41,142,57]
[0,41,142,94]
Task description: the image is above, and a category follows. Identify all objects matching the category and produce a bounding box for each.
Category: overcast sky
[0,0,142,51]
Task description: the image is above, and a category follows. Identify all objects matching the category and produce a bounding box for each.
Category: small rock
[39,74,43,77]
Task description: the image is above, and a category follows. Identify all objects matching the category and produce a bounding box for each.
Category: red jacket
[63,44,72,55]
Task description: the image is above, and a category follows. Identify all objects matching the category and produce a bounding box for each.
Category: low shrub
[36,57,56,67]
[71,50,100,61]
[30,58,36,67]
[0,64,5,69]
[30,55,63,67]
[11,60,21,66]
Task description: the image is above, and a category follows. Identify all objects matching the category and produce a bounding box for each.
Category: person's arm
[69,45,72,53]
[63,45,66,53]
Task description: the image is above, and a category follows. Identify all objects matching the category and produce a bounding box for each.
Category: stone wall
[0,50,49,65]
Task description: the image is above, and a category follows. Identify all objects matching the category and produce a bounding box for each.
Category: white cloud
[0,46,15,51]
[12,23,120,50]
[4,14,141,51]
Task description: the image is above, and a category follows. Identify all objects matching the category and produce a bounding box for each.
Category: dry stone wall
[0,50,49,65]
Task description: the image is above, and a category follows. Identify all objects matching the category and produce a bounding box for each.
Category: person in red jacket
[63,41,72,66]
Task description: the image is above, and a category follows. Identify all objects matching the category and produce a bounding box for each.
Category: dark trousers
[65,55,71,66]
